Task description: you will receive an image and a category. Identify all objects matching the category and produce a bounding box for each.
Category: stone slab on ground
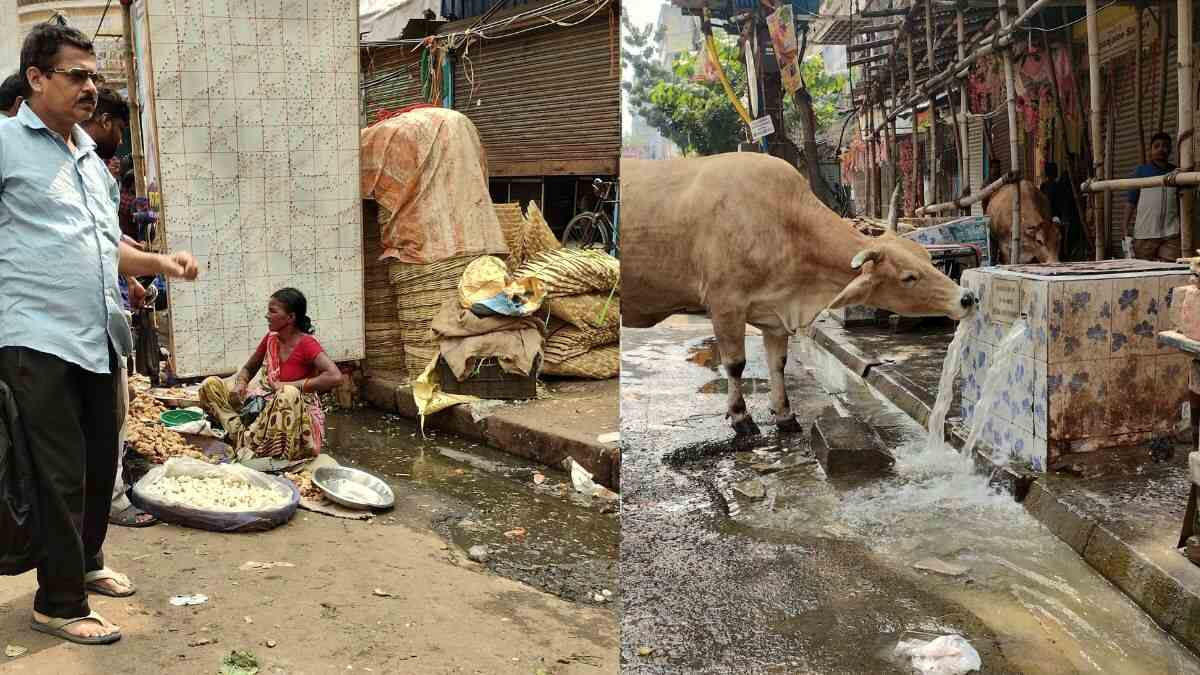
[808,315,1200,656]
[363,374,620,491]
[810,415,894,476]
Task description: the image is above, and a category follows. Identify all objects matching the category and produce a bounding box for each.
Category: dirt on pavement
[0,514,616,674]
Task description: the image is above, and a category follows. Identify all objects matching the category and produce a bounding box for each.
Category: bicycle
[562,178,619,257]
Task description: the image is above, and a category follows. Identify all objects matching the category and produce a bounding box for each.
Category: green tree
[623,9,847,157]
[622,11,746,156]
[795,53,847,135]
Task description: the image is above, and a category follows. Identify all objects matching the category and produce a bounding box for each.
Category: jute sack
[522,202,560,258]
[543,324,620,364]
[541,345,619,380]
[546,293,619,330]
[514,249,619,298]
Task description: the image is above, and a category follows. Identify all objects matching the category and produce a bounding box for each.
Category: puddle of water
[686,337,721,371]
[322,410,618,602]
[698,378,770,394]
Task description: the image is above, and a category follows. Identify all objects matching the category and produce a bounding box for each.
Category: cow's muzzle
[960,289,977,309]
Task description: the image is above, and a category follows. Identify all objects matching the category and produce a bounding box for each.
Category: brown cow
[621,153,977,436]
[985,181,1062,264]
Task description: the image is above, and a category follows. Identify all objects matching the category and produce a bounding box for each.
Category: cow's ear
[827,273,879,310]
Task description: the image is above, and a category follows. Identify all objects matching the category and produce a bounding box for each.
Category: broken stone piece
[467,545,490,563]
[912,557,971,577]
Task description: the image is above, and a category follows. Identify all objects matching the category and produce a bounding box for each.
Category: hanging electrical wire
[95,0,114,41]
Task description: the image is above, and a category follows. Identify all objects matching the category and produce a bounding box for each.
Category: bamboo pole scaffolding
[925,0,939,205]
[916,173,1011,215]
[1083,172,1200,192]
[1038,25,1092,253]
[120,2,146,200]
[955,0,970,213]
[1178,0,1194,255]
[872,0,1055,136]
[907,26,921,213]
[1136,4,1146,165]
[1085,0,1104,259]
[998,0,1021,262]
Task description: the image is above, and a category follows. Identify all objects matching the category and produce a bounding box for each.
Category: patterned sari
[199,334,325,460]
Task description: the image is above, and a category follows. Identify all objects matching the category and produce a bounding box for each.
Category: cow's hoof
[775,416,804,433]
[732,417,761,437]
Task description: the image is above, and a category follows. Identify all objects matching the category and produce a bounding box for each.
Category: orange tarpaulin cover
[360,107,509,264]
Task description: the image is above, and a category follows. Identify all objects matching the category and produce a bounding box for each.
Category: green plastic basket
[160,409,204,427]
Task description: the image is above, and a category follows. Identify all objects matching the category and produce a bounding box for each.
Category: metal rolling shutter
[361,46,425,126]
[450,12,620,177]
[1109,26,1180,254]
[968,117,985,215]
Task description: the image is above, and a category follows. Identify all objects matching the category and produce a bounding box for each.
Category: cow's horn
[885,183,901,232]
[851,249,882,270]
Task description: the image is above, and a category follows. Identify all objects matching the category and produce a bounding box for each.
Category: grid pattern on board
[148,0,364,376]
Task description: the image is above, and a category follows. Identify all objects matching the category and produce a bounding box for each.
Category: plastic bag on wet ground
[894,634,981,674]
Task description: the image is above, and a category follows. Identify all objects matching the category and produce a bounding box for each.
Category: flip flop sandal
[108,504,159,528]
[84,569,136,598]
[30,611,121,645]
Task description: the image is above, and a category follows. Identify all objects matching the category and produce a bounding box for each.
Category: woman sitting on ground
[200,288,342,459]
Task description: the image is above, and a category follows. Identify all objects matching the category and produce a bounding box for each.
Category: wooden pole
[925,0,938,206]
[888,47,900,209]
[956,0,971,213]
[917,174,1012,215]
[121,1,146,200]
[1039,29,1092,253]
[1178,0,1194,256]
[1085,171,1200,192]
[1136,3,1146,165]
[907,27,921,212]
[1157,6,1168,135]
[1086,0,1104,260]
[868,101,879,217]
[999,0,1022,262]
[1104,65,1115,257]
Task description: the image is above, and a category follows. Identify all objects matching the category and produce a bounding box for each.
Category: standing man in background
[1124,132,1182,261]
[78,87,160,529]
[0,72,24,116]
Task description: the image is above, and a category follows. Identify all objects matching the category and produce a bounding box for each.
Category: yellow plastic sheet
[411,355,478,436]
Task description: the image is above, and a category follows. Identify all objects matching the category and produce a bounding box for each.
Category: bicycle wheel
[562,212,611,251]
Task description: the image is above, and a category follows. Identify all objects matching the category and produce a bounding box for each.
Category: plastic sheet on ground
[894,634,981,675]
[360,107,508,264]
[411,355,479,435]
[131,457,299,533]
[458,255,545,317]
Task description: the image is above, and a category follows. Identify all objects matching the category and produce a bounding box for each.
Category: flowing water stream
[749,330,1200,674]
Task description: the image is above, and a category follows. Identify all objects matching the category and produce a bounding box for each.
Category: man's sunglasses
[44,68,105,85]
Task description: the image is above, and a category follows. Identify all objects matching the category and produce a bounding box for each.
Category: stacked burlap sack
[510,206,619,380]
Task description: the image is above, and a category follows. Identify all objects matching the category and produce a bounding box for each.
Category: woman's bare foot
[32,610,119,639]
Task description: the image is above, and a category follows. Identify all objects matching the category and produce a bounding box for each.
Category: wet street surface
[620,316,1200,674]
[322,409,619,605]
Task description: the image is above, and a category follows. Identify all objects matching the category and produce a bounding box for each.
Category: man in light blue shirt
[0,23,198,645]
